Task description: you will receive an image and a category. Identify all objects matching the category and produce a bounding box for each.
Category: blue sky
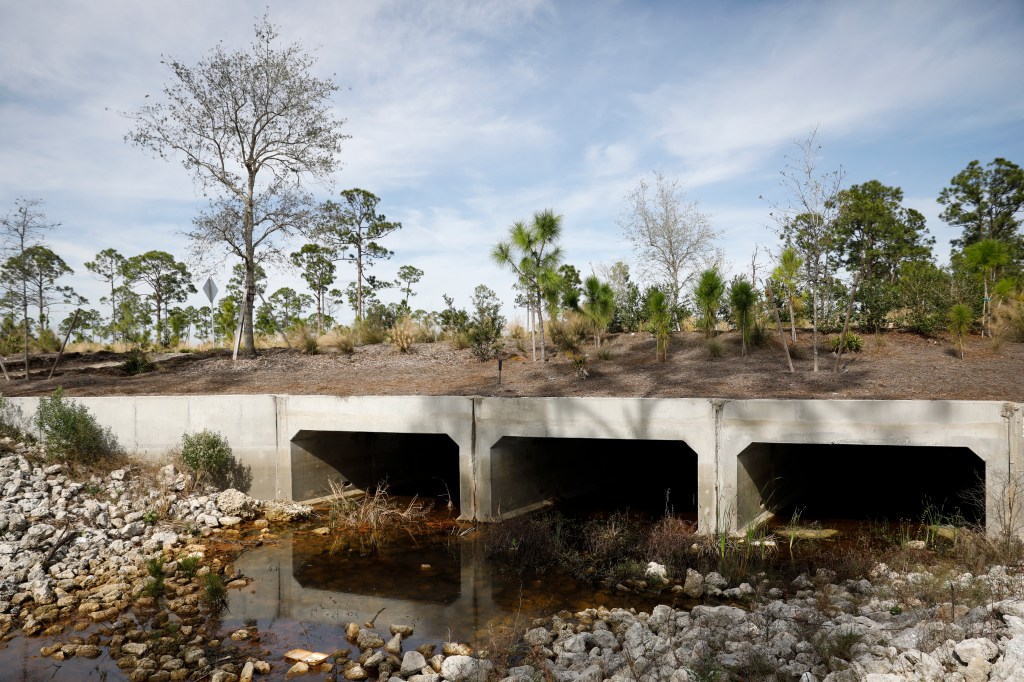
[2,0,1023,327]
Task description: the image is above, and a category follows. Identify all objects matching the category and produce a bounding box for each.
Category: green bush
[830,332,863,353]
[180,429,232,483]
[35,387,117,464]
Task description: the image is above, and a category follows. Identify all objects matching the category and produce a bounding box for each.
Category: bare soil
[2,330,1021,402]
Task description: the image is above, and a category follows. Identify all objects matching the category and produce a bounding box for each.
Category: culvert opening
[737,443,985,527]
[489,436,698,518]
[290,430,460,507]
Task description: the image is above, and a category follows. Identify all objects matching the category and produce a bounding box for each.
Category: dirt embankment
[1,331,1021,402]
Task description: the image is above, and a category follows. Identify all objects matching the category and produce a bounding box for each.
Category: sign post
[203,278,218,348]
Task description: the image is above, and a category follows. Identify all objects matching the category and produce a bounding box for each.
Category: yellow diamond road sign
[203,278,218,304]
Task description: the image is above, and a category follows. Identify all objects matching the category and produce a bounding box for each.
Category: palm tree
[772,246,803,342]
[963,239,1010,337]
[694,268,725,338]
[948,303,972,360]
[647,288,672,361]
[492,210,564,362]
[729,279,758,357]
[581,275,615,349]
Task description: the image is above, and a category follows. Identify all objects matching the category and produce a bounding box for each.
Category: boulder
[216,489,261,519]
[440,656,492,682]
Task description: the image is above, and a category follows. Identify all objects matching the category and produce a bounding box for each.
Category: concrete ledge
[2,394,1020,535]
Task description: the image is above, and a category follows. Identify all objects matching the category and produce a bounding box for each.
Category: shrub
[0,396,32,443]
[121,348,154,375]
[35,387,118,464]
[830,331,863,353]
[567,352,589,379]
[355,317,388,345]
[705,338,724,359]
[180,429,232,484]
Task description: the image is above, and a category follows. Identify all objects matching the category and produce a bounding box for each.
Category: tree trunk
[356,240,364,320]
[811,259,820,373]
[239,175,257,356]
[766,281,794,373]
[740,312,747,357]
[982,277,989,337]
[787,293,796,343]
[834,270,861,372]
[22,280,29,381]
[535,284,546,362]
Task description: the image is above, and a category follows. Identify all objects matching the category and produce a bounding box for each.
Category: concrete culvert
[290,430,460,507]
[737,443,985,528]
[488,436,699,519]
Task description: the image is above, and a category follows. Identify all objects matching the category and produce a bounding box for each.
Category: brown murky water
[0,521,667,681]
[221,526,668,666]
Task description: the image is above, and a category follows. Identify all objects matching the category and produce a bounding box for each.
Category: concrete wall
[5,394,1022,535]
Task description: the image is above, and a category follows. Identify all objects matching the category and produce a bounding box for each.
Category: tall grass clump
[993,299,1024,343]
[331,326,357,355]
[548,312,588,354]
[390,316,417,353]
[355,317,388,345]
[35,387,118,464]
[291,322,319,354]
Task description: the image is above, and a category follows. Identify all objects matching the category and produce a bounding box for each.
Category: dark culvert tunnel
[488,436,699,518]
[737,443,985,527]
[290,430,460,508]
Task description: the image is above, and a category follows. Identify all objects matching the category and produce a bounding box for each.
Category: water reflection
[228,529,660,651]
[230,532,504,642]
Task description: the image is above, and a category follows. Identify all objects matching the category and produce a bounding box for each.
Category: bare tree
[122,15,348,356]
[765,129,844,372]
[618,171,719,325]
[0,198,59,379]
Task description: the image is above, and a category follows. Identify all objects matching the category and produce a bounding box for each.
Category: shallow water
[221,527,667,664]
[0,521,669,681]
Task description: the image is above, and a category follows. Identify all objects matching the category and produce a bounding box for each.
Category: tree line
[4,16,1022,375]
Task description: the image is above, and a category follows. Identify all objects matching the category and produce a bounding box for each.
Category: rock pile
[502,568,1024,682]
[0,438,311,680]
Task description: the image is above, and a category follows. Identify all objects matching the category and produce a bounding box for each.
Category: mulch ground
[2,330,1021,402]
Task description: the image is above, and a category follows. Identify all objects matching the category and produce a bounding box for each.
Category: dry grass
[326,480,433,552]
[389,317,417,353]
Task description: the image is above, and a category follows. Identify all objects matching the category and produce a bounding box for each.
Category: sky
[1,0,1023,329]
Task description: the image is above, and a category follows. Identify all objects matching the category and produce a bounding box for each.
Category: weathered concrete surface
[4,395,1022,535]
